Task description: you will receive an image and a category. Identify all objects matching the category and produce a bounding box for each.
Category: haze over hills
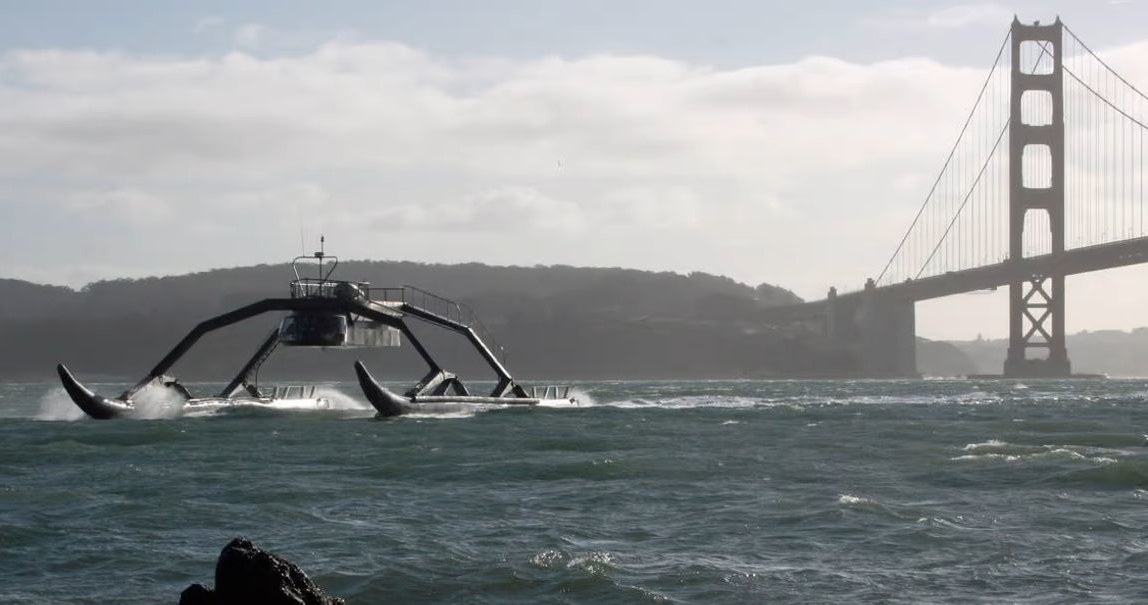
[0,261,987,383]
[0,261,804,382]
[951,330,1148,378]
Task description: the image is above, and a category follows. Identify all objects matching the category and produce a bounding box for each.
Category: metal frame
[116,295,527,403]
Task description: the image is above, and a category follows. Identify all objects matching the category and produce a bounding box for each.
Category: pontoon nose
[353,361,409,418]
[57,364,129,419]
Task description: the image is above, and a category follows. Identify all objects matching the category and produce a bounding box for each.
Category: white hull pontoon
[57,365,338,419]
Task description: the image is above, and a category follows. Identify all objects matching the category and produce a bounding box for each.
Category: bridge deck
[763,236,1148,323]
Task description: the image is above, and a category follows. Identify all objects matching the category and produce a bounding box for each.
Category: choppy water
[4,379,1148,603]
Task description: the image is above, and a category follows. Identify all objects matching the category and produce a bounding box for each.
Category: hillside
[1,261,853,382]
[916,338,980,377]
[951,329,1148,377]
[0,279,76,320]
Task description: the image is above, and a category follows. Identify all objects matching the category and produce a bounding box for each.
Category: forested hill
[0,262,832,382]
[0,279,76,320]
[2,261,801,323]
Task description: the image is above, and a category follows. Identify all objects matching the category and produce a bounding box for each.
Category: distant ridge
[0,261,978,381]
[951,330,1148,378]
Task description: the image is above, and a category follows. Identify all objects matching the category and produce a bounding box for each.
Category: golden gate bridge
[763,17,1148,378]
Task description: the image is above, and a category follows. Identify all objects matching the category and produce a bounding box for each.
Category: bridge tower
[1004,17,1071,377]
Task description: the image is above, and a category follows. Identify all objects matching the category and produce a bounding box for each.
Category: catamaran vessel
[57,242,578,418]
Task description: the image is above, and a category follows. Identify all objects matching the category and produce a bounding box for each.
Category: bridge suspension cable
[914,120,1009,278]
[1061,26,1148,249]
[875,27,1012,286]
[876,20,1148,288]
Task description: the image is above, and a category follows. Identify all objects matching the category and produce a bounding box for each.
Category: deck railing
[289,278,371,300]
[531,385,571,399]
[286,280,509,366]
[372,285,509,366]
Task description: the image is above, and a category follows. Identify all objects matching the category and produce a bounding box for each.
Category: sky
[3,0,1148,341]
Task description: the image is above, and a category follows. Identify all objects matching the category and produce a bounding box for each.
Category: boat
[354,362,577,416]
[56,240,579,418]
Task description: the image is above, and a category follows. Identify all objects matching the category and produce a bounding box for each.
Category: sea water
[3,379,1148,603]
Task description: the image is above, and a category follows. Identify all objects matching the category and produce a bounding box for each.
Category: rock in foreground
[179,538,344,605]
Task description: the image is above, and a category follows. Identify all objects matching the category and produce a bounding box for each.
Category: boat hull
[353,361,578,417]
[57,364,333,419]
[57,364,133,419]
[353,361,412,417]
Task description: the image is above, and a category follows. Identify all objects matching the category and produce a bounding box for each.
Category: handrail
[370,285,509,366]
[289,278,370,300]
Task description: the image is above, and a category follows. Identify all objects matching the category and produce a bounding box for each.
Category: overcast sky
[3,1,1148,340]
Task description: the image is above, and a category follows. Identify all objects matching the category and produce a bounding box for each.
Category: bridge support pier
[859,281,917,378]
[821,281,918,378]
[1004,273,1071,377]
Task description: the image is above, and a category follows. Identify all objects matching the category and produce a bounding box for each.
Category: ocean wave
[962,439,1009,451]
[597,396,770,409]
[586,388,1026,410]
[530,548,618,576]
[1057,460,1148,488]
[401,409,483,420]
[953,441,1122,464]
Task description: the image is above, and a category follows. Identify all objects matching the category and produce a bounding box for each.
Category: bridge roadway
[762,235,1148,324]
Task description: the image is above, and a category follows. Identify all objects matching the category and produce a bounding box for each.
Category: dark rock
[179,538,343,605]
[178,584,217,605]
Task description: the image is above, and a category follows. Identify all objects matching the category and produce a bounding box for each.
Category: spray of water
[402,408,482,420]
[129,382,188,419]
[313,386,372,411]
[36,387,86,421]
[568,387,597,407]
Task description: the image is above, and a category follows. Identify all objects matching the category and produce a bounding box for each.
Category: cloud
[233,24,266,49]
[865,4,1014,31]
[366,186,587,234]
[65,188,172,226]
[193,16,225,35]
[232,23,357,53]
[3,26,1148,327]
[925,4,1014,29]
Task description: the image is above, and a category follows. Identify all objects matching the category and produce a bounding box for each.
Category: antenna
[290,235,338,282]
[314,235,325,280]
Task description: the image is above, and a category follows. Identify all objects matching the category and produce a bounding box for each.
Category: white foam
[566,551,616,574]
[962,439,1008,451]
[129,382,186,419]
[599,395,769,410]
[952,453,1021,462]
[568,387,597,407]
[838,494,870,505]
[530,549,564,568]
[312,386,372,411]
[591,391,1010,410]
[402,410,481,420]
[35,387,86,421]
[528,549,615,574]
[1045,448,1089,460]
[952,445,1118,464]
